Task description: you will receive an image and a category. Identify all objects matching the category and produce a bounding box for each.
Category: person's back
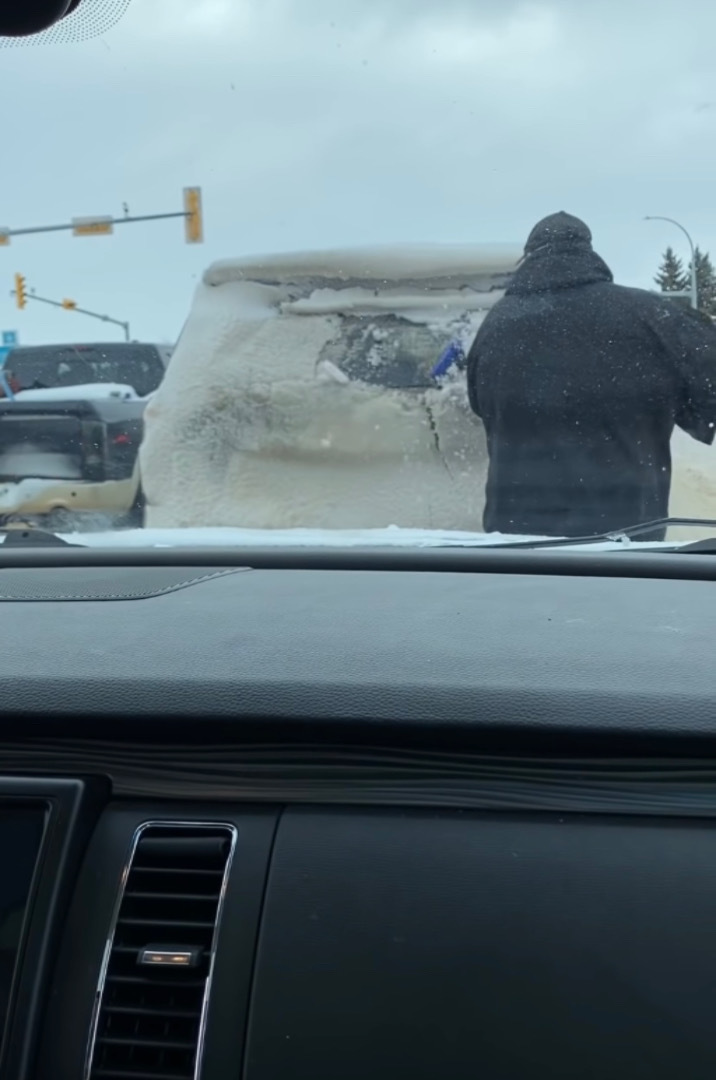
[466,212,716,538]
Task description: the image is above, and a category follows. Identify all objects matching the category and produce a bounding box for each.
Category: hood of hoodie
[507,212,614,296]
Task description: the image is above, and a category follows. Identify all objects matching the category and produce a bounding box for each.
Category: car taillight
[113,433,131,445]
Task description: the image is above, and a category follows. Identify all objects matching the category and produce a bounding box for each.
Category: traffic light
[14,273,26,310]
[183,186,204,244]
[61,298,77,309]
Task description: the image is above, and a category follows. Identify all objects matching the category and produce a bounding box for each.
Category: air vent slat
[131,867,224,878]
[86,823,236,1080]
[99,1038,197,1052]
[92,1071,190,1080]
[105,1005,199,1021]
[126,892,219,903]
[105,973,206,989]
[117,918,216,930]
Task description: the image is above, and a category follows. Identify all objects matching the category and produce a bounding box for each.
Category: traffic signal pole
[11,280,130,341]
[0,187,203,246]
[5,187,203,350]
[3,210,186,240]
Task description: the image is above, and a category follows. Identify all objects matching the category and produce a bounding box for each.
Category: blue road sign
[2,331,17,348]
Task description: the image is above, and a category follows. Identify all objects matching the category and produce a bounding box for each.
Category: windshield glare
[1,0,715,548]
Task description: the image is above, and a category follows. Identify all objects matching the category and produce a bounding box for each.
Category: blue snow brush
[431,340,465,380]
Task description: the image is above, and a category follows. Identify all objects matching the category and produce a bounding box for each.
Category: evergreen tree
[655,246,688,293]
[688,247,716,316]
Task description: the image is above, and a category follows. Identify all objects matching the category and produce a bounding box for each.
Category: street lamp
[644,215,698,310]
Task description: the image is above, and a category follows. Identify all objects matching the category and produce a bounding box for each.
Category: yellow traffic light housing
[61,298,77,309]
[14,273,26,310]
[183,186,203,244]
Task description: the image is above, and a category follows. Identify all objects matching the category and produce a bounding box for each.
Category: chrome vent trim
[84,820,237,1080]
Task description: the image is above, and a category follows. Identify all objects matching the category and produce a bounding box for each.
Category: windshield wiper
[477,517,716,551]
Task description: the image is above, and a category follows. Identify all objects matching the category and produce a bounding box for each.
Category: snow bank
[13,383,138,403]
[140,247,506,531]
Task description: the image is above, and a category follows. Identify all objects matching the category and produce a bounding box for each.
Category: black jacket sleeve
[650,302,716,445]
[465,321,489,417]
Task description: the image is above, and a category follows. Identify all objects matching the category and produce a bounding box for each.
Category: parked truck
[0,342,170,529]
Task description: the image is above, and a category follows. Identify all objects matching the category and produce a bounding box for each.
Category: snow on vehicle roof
[204,243,521,288]
[13,383,138,403]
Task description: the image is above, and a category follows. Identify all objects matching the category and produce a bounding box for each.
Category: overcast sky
[0,0,714,346]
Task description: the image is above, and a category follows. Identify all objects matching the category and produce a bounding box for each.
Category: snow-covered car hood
[41,526,688,552]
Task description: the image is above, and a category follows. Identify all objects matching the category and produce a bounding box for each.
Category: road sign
[183,187,203,244]
[0,230,10,247]
[2,331,18,347]
[72,216,114,237]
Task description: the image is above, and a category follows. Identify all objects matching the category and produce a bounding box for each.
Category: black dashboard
[2,547,716,1080]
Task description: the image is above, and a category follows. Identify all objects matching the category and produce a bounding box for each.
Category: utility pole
[0,187,203,247]
[11,280,131,342]
[645,215,698,309]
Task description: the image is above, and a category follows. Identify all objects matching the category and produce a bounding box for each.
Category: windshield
[5,345,165,397]
[2,1,716,548]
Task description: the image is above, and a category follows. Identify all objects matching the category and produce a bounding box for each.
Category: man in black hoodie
[466,211,716,539]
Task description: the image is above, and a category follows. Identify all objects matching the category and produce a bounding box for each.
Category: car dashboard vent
[86,822,237,1080]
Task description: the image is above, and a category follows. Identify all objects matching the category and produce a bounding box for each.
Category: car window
[6,346,165,397]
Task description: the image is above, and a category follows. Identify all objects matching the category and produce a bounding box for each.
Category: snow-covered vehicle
[140,245,520,531]
[136,246,716,540]
[0,343,170,528]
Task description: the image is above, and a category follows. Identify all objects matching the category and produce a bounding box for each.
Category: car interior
[0,541,712,1080]
[3,1,716,1079]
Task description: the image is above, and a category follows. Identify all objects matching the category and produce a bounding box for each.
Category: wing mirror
[0,0,83,37]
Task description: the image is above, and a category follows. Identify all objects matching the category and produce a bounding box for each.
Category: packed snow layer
[205,243,521,288]
[281,287,504,320]
[13,383,138,403]
[141,274,492,531]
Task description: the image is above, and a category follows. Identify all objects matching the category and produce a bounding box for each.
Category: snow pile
[13,383,138,403]
[140,246,510,531]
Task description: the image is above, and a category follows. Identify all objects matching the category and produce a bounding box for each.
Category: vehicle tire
[116,484,145,529]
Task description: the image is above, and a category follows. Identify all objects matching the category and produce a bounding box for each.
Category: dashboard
[2,548,716,1080]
